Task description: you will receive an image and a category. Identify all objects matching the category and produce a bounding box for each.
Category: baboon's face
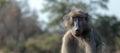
[71,15,90,36]
[63,10,90,36]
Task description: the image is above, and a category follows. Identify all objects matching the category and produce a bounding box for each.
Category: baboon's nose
[76,29,81,33]
[75,29,81,36]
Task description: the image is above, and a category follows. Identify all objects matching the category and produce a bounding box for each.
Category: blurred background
[0,0,119,53]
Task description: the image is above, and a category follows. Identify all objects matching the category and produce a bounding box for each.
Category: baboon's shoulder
[63,30,74,41]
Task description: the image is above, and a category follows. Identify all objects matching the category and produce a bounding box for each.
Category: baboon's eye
[73,15,85,19]
[79,15,88,21]
[79,16,85,18]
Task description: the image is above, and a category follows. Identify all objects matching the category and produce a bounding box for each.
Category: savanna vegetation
[0,0,119,53]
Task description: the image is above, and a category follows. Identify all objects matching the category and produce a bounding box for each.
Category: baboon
[61,9,104,53]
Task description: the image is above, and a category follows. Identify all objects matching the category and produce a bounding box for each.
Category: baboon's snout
[74,24,83,36]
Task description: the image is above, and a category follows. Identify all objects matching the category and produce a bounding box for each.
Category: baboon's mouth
[75,29,90,36]
[75,32,81,36]
[81,30,90,35]
[74,30,81,36]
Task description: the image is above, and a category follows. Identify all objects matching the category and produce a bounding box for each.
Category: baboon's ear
[85,12,89,17]
[85,12,89,21]
[63,15,70,28]
[63,15,66,20]
[63,15,69,20]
